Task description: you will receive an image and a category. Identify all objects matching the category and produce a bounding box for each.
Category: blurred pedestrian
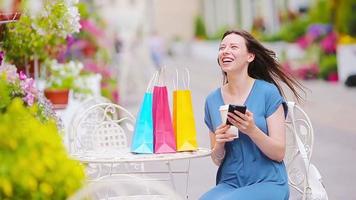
[200,30,305,200]
[148,31,165,70]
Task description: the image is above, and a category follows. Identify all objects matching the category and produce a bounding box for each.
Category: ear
[247,53,255,63]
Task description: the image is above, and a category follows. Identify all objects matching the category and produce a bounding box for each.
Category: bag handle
[182,68,190,89]
[173,68,191,90]
[173,68,179,90]
[147,71,158,92]
[156,66,168,86]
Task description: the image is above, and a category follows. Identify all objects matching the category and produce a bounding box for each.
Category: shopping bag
[153,67,176,153]
[173,69,198,151]
[131,72,157,153]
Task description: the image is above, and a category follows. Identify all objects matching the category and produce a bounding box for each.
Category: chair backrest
[68,174,183,200]
[284,101,314,196]
[71,102,136,156]
[67,97,111,153]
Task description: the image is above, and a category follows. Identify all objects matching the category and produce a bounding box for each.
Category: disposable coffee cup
[219,105,239,138]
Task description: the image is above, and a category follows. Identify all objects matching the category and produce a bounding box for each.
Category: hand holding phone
[226,104,247,125]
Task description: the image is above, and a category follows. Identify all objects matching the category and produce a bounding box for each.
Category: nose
[221,46,231,54]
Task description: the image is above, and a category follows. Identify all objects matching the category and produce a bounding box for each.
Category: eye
[231,45,238,49]
[219,46,225,51]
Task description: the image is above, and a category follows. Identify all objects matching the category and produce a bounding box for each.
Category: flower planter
[44,89,69,109]
[0,0,21,22]
[337,44,356,83]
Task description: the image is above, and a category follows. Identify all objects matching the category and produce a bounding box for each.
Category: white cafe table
[71,147,211,199]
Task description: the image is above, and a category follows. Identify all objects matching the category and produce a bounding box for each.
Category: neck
[226,72,254,95]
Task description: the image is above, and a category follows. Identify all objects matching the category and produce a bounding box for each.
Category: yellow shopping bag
[173,69,198,151]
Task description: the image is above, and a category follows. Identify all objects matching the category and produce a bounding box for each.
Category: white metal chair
[70,102,143,178]
[68,174,183,200]
[285,101,328,200]
[68,96,111,153]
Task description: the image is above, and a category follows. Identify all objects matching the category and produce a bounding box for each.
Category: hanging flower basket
[0,0,22,22]
[44,88,69,109]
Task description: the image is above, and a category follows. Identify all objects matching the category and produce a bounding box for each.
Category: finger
[215,127,231,136]
[217,125,230,132]
[245,110,253,117]
[234,110,248,120]
[216,132,236,140]
[216,123,227,129]
[228,113,244,124]
[216,124,229,130]
[217,134,235,141]
[227,115,237,126]
[216,138,234,142]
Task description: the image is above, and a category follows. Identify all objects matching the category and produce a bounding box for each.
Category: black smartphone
[226,104,247,125]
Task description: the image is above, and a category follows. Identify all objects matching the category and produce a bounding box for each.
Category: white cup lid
[219,104,229,111]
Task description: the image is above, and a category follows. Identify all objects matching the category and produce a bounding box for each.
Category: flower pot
[0,0,21,22]
[44,89,69,109]
[337,44,356,83]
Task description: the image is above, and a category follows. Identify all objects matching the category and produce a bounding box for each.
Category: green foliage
[101,77,118,103]
[207,26,229,40]
[0,75,11,110]
[1,0,80,67]
[0,99,85,199]
[308,0,332,23]
[261,0,333,42]
[194,16,207,39]
[335,0,356,37]
[77,2,90,20]
[319,54,337,79]
[263,17,310,42]
[2,15,63,66]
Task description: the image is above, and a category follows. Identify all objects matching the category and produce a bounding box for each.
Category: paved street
[124,55,356,199]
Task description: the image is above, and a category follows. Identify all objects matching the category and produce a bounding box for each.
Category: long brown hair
[220,30,306,102]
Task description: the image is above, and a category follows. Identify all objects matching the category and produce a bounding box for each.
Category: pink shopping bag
[153,68,176,153]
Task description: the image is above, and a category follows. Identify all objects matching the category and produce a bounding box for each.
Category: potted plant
[0,0,21,22]
[334,0,356,83]
[1,0,81,77]
[1,51,85,200]
[44,59,85,109]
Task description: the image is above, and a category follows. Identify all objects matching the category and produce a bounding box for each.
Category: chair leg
[165,161,176,191]
[184,159,191,199]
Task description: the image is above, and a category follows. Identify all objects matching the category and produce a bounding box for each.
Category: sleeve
[204,99,214,133]
[265,85,288,118]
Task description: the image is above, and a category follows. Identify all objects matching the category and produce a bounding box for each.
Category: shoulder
[256,79,278,90]
[255,79,280,95]
[205,88,221,104]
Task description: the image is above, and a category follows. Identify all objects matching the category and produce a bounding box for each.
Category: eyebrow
[219,43,239,46]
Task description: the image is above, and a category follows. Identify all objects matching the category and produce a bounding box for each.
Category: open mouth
[222,57,234,64]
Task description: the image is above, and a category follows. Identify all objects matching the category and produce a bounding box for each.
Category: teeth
[222,58,234,63]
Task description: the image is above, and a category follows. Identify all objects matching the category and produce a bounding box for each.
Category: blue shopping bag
[131,73,157,154]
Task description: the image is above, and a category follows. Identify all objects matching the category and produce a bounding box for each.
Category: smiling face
[218,33,255,73]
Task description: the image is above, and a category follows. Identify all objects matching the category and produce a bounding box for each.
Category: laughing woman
[200,30,305,200]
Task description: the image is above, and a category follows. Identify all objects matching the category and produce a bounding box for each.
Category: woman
[200,30,305,200]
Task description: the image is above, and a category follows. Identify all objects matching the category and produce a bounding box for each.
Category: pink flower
[20,77,38,106]
[19,71,27,80]
[297,35,313,49]
[112,90,119,103]
[80,19,104,37]
[24,93,35,106]
[0,51,4,65]
[321,32,337,54]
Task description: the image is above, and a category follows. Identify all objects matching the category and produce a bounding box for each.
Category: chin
[220,64,233,72]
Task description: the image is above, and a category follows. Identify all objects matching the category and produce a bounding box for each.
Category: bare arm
[227,105,286,162]
[209,124,236,166]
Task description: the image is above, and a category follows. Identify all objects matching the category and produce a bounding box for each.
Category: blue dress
[200,79,289,200]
